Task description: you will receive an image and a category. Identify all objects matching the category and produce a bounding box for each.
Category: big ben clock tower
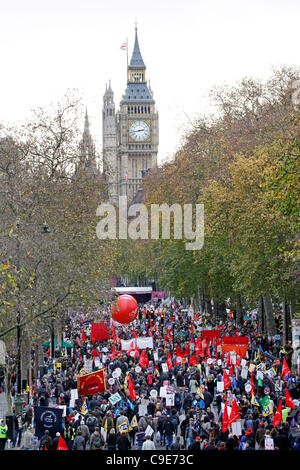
[102,27,159,204]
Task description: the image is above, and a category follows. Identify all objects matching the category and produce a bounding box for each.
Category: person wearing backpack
[90,427,103,450]
[86,414,98,439]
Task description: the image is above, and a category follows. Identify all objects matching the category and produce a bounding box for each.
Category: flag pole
[126,37,128,80]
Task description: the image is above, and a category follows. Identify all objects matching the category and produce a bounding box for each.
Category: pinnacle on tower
[128,26,145,70]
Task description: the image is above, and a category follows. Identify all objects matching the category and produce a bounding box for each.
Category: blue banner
[34,406,63,439]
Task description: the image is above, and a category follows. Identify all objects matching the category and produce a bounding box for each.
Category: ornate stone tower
[102,27,159,204]
[77,108,99,176]
[102,81,118,203]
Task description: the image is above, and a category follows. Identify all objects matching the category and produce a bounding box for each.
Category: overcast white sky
[0,0,299,163]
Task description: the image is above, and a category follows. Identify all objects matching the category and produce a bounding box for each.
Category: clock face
[129,120,150,141]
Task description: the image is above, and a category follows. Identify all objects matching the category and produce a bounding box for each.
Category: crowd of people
[0,301,300,451]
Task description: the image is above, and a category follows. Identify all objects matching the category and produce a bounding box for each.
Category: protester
[2,301,299,452]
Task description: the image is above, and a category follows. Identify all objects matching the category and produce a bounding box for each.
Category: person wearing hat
[188,435,201,451]
[52,432,61,450]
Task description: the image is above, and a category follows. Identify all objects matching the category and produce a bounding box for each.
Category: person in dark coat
[117,431,131,450]
[163,415,175,450]
[52,432,61,450]
[39,430,53,450]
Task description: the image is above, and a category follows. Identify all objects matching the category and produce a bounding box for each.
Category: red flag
[281,357,291,383]
[91,348,99,357]
[44,444,48,450]
[127,340,136,356]
[250,373,255,395]
[223,370,232,390]
[111,323,116,338]
[285,388,296,409]
[195,337,201,355]
[236,357,241,367]
[110,343,117,360]
[189,354,200,367]
[167,352,173,370]
[80,329,86,343]
[133,345,140,358]
[228,398,240,425]
[273,399,282,428]
[222,401,229,433]
[206,346,211,358]
[190,321,194,333]
[148,329,153,337]
[226,353,230,368]
[139,350,150,369]
[132,327,138,338]
[229,361,234,376]
[128,374,136,400]
[57,434,69,450]
[91,321,111,343]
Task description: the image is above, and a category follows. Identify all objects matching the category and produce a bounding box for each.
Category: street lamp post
[14,222,50,415]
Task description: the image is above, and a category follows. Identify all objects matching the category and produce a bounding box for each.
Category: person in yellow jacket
[0,419,8,450]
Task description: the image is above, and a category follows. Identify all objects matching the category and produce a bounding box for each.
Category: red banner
[221,344,248,358]
[222,336,248,345]
[201,330,220,341]
[77,369,106,396]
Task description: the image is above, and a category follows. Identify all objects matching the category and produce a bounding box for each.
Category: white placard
[135,366,142,373]
[265,437,274,450]
[245,383,251,393]
[115,368,122,377]
[166,394,175,407]
[241,359,247,367]
[153,351,159,362]
[217,381,224,392]
[112,370,119,379]
[150,389,158,398]
[138,404,148,416]
[161,363,168,373]
[145,425,154,436]
[231,356,236,365]
[256,370,264,380]
[108,378,115,385]
[70,389,78,408]
[241,367,248,379]
[217,359,222,366]
[108,393,122,405]
[231,420,242,437]
[94,357,101,368]
[159,386,167,398]
[102,354,107,364]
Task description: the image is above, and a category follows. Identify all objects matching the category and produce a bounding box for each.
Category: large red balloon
[111,295,138,324]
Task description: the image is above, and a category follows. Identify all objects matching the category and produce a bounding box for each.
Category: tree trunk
[218,302,227,322]
[258,297,264,334]
[205,299,212,315]
[263,293,276,337]
[236,294,243,326]
[282,300,291,344]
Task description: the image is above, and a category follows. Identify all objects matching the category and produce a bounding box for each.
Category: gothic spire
[129,26,145,69]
